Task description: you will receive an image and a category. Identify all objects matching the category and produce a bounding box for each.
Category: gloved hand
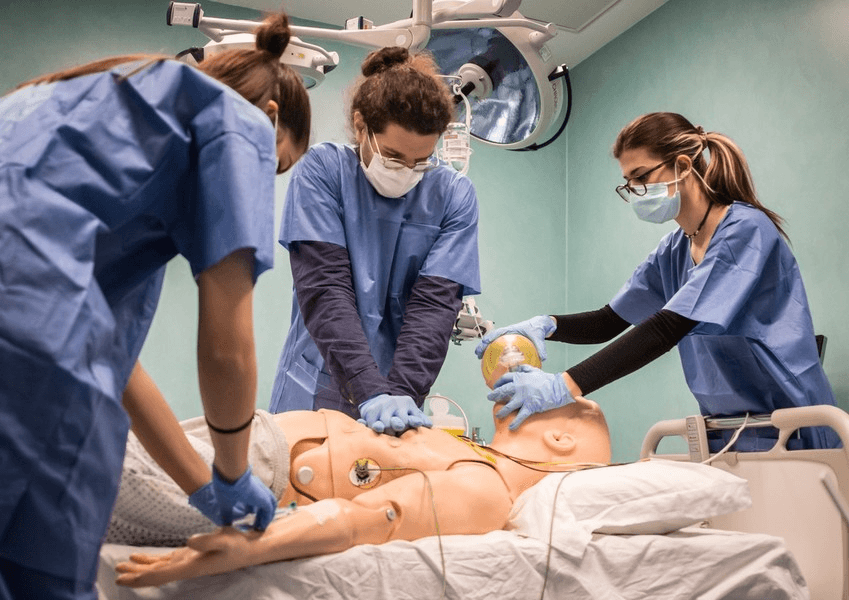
[211,465,277,530]
[487,365,574,431]
[188,481,247,526]
[358,394,433,435]
[474,315,556,361]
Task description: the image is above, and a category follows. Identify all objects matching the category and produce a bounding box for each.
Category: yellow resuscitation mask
[480,334,542,389]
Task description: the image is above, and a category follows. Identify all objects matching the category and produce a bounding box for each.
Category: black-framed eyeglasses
[615,161,669,202]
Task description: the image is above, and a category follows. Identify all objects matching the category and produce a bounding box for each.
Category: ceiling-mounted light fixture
[166,0,571,149]
[167,2,340,89]
[425,25,571,150]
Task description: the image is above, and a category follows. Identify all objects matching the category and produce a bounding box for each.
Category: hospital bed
[97,404,849,600]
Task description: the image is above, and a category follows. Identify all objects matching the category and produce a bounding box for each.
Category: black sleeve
[387,276,463,405]
[566,309,697,395]
[549,305,630,344]
[289,240,390,404]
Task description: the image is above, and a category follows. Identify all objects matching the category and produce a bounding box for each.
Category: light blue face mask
[628,163,684,224]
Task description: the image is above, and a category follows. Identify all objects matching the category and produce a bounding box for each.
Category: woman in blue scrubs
[477,112,838,450]
[0,13,310,599]
[270,47,480,435]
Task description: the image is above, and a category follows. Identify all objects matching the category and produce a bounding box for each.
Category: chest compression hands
[358,394,433,435]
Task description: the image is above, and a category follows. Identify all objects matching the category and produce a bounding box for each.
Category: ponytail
[700,131,786,238]
[613,112,787,239]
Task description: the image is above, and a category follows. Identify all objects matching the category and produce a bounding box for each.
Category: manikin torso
[274,409,540,507]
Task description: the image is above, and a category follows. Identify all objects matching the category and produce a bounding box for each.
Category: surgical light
[166,0,571,150]
[167,2,340,89]
[427,27,571,150]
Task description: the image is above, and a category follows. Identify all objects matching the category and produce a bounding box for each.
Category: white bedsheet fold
[98,527,808,600]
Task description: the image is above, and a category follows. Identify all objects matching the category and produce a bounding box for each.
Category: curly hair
[349,46,453,137]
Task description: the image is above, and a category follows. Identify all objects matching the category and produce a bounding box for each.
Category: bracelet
[205,414,254,435]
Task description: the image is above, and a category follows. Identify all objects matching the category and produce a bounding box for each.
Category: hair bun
[361,46,409,77]
[255,13,291,59]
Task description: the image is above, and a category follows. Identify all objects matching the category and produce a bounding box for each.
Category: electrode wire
[367,465,447,599]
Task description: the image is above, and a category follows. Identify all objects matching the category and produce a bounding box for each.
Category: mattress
[97,526,809,600]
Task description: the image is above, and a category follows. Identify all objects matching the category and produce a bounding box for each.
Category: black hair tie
[205,414,254,434]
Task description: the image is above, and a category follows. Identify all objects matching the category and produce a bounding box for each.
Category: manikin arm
[116,464,511,587]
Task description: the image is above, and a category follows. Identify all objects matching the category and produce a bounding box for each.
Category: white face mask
[360,131,425,198]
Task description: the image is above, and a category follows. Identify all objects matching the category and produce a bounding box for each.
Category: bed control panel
[685,415,709,462]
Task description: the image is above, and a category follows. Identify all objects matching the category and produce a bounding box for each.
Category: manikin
[115,397,611,587]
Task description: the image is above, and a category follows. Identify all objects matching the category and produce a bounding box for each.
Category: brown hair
[613,112,787,239]
[349,46,453,137]
[13,12,310,152]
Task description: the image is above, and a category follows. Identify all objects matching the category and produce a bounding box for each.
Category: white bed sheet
[97,526,809,600]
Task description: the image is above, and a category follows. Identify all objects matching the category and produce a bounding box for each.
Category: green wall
[567,0,849,460]
[4,0,845,461]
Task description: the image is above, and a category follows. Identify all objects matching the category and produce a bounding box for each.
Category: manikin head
[489,397,612,466]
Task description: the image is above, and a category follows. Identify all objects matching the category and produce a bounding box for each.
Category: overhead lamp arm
[174,0,434,51]
[433,19,555,36]
[169,0,555,51]
[288,24,429,52]
[431,0,521,20]
[196,16,421,50]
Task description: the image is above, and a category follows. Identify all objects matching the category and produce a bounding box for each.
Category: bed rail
[641,404,849,462]
[640,404,849,600]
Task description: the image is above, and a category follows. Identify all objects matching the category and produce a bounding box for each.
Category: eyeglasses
[367,130,439,173]
[615,161,669,202]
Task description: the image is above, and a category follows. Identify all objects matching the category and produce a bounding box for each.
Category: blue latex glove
[487,365,575,430]
[474,315,556,361]
[211,466,277,530]
[188,481,246,526]
[358,394,433,435]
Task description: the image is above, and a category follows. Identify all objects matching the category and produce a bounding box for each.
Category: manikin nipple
[349,458,381,488]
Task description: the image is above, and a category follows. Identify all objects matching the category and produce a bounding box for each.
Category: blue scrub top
[270,142,480,412]
[0,60,277,581]
[610,202,837,449]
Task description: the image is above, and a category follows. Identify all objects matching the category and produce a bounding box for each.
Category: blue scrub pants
[0,558,96,600]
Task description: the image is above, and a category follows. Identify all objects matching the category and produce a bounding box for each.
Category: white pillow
[506,459,751,556]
